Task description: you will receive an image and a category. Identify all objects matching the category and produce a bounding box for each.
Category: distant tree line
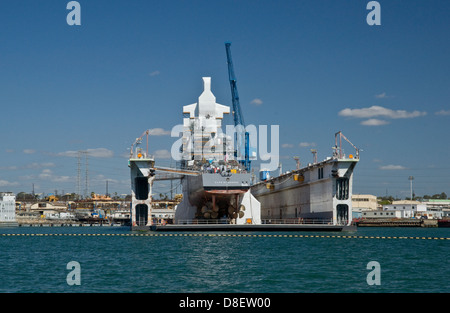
[15,192,131,202]
[378,192,448,205]
[422,192,448,200]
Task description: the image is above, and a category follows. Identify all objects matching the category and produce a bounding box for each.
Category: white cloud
[23,149,36,154]
[34,169,72,182]
[281,143,294,148]
[0,180,19,187]
[250,98,263,106]
[90,174,119,186]
[338,105,427,119]
[1,162,56,171]
[149,70,160,76]
[153,149,171,159]
[51,176,71,183]
[86,148,114,158]
[38,169,53,180]
[25,162,56,169]
[379,164,407,170]
[58,148,114,158]
[435,110,450,116]
[148,128,170,136]
[57,150,78,157]
[299,142,316,147]
[360,119,390,126]
[0,165,18,170]
[375,92,393,99]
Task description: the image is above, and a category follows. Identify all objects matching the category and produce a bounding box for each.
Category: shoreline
[356,218,438,227]
[14,218,124,227]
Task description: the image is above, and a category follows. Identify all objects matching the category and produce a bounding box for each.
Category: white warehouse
[382,202,427,218]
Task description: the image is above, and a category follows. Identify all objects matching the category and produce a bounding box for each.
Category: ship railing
[174,218,334,225]
[261,218,333,225]
[175,219,231,225]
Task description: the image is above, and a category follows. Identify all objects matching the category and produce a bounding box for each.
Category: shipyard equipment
[334,131,360,159]
[225,42,251,172]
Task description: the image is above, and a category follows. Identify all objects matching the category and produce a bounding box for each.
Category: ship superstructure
[181,77,232,163]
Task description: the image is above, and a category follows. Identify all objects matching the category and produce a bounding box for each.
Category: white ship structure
[174,77,261,226]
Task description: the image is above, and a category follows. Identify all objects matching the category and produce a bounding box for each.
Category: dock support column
[129,158,155,230]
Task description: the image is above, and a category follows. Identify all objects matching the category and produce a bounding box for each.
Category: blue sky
[0,0,449,198]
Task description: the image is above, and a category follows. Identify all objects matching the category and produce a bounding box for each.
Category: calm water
[0,226,448,293]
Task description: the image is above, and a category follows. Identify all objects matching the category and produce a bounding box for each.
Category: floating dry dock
[129,76,360,233]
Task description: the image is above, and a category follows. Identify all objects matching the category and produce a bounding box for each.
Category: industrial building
[0,192,18,226]
[352,194,378,210]
[360,200,445,220]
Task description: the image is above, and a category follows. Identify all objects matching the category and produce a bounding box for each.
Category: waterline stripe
[1,233,449,240]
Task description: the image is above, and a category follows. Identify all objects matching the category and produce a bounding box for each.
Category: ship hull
[438,219,450,227]
[175,172,260,225]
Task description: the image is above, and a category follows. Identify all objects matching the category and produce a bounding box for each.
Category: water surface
[0,226,448,293]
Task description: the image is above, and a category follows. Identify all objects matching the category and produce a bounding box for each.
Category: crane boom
[225,42,245,127]
[225,42,250,171]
